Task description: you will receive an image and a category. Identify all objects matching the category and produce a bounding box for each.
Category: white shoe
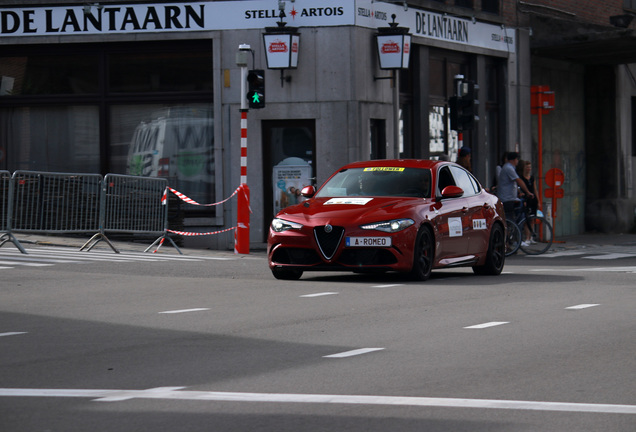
[521,241,530,247]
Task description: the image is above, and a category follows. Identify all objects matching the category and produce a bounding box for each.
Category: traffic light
[449,79,479,131]
[246,69,265,109]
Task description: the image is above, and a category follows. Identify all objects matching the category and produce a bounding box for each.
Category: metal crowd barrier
[0,170,25,253]
[0,171,170,254]
[10,171,102,233]
[0,170,9,232]
[81,174,172,253]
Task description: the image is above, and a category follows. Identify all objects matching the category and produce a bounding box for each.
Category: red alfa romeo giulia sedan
[267,159,506,280]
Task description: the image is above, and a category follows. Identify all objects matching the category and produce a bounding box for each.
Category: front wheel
[519,216,553,255]
[409,227,434,281]
[473,223,505,275]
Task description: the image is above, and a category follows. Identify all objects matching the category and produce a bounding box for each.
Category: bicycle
[504,202,553,256]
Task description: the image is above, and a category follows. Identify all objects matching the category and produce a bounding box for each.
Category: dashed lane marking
[300,292,339,298]
[0,332,27,337]
[0,387,635,414]
[464,322,509,329]
[159,308,210,314]
[565,304,600,310]
[323,348,385,358]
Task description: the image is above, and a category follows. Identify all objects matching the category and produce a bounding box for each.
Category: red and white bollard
[235,183,250,254]
[235,109,250,254]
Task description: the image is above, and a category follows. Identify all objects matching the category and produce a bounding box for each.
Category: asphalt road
[0,239,635,431]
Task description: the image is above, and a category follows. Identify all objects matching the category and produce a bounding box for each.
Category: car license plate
[346,237,392,247]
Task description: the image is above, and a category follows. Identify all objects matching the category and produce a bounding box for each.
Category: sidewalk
[546,232,636,254]
[4,232,636,256]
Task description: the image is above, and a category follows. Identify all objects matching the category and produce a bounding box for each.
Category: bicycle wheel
[519,216,553,255]
[505,219,521,256]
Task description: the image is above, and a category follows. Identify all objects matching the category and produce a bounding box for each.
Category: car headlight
[271,218,304,232]
[360,218,414,233]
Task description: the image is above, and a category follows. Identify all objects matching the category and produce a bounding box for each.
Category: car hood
[275,196,428,226]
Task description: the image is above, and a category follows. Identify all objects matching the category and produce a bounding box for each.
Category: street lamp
[376,14,411,70]
[263,4,300,86]
[375,14,412,158]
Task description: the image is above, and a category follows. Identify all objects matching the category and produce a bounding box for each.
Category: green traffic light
[252,93,260,103]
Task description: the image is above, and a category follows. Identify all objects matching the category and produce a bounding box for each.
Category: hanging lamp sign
[376,14,411,70]
[263,31,300,69]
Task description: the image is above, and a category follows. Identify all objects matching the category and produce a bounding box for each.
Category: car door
[432,165,470,259]
[449,166,490,256]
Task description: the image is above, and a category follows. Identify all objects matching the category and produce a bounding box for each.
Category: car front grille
[314,225,345,260]
[271,247,321,265]
[338,248,398,266]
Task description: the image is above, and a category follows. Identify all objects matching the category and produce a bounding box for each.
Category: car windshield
[315,167,432,198]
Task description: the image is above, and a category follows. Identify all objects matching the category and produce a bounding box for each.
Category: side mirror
[440,185,464,199]
[301,185,316,197]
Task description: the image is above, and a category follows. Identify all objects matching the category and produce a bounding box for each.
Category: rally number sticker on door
[473,219,487,230]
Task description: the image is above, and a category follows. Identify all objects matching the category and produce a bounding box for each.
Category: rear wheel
[409,227,434,281]
[271,267,303,280]
[473,223,505,275]
[505,219,521,256]
[519,216,553,255]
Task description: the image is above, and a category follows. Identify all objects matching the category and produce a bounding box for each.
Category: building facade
[1,0,634,249]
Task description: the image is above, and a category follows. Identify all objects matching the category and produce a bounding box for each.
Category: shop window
[0,54,99,96]
[632,97,636,156]
[455,0,474,9]
[110,104,214,210]
[109,51,213,93]
[0,105,99,172]
[0,40,216,219]
[370,119,386,160]
[481,0,500,14]
[429,106,446,157]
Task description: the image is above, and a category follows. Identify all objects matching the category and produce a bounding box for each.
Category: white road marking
[323,348,385,358]
[464,322,509,329]
[38,247,232,261]
[0,387,635,414]
[584,253,636,260]
[532,266,636,273]
[0,260,53,267]
[300,292,339,298]
[159,308,210,314]
[0,254,83,264]
[0,266,14,269]
[0,332,27,337]
[529,251,587,258]
[94,387,186,402]
[565,304,600,310]
[372,284,403,288]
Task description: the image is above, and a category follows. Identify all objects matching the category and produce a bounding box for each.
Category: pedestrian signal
[246,69,265,109]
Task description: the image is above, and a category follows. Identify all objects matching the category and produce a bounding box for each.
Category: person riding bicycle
[497,152,535,223]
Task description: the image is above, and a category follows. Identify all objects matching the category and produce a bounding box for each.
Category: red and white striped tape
[166,227,236,237]
[162,186,240,207]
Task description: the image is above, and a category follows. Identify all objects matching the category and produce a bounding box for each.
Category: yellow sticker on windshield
[363,167,405,172]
